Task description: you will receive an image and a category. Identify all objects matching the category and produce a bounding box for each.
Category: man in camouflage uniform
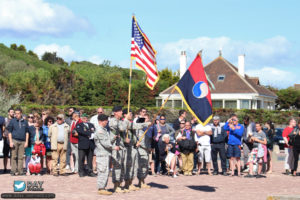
[109,106,128,193]
[94,114,115,195]
[135,113,153,189]
[122,109,140,192]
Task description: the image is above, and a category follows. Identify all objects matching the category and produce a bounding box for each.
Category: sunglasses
[98,112,103,114]
[160,118,166,120]
[42,113,46,115]
[28,116,34,119]
[57,118,63,120]
[48,121,53,123]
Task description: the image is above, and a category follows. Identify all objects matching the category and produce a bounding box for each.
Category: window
[157,99,162,107]
[174,100,182,108]
[240,100,250,109]
[225,100,237,109]
[217,75,225,81]
[212,100,223,108]
[165,100,172,108]
[257,100,261,109]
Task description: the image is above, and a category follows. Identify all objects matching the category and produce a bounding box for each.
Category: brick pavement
[0,159,299,200]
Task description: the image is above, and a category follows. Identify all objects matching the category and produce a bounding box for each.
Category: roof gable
[205,57,256,94]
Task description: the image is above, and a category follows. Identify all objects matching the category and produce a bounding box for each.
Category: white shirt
[90,114,100,133]
[194,124,212,146]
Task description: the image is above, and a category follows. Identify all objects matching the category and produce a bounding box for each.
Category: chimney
[180,51,187,78]
[238,54,245,77]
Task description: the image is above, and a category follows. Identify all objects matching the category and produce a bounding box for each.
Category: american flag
[131,16,159,90]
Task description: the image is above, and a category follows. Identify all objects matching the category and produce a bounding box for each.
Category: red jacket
[70,119,82,144]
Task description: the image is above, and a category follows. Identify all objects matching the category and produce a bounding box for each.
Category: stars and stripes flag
[130,16,159,90]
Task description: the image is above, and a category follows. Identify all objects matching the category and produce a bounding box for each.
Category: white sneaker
[173,174,178,178]
[65,165,70,170]
[71,168,75,173]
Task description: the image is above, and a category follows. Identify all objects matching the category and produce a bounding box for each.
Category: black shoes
[88,173,97,177]
[213,171,218,175]
[222,172,228,176]
[244,174,255,178]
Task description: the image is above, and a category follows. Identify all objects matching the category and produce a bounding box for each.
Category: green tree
[41,52,67,65]
[276,87,300,110]
[28,50,39,59]
[17,45,27,52]
[10,44,17,50]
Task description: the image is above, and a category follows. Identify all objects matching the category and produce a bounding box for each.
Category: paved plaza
[0,156,299,200]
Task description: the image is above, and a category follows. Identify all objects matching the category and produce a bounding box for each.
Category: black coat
[75,122,95,150]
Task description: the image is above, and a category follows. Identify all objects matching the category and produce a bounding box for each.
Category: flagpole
[137,85,177,143]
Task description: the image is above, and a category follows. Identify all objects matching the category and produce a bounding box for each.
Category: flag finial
[198,50,203,57]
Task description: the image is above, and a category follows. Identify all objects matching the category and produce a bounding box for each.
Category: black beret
[122,108,132,115]
[98,114,109,121]
[112,106,122,112]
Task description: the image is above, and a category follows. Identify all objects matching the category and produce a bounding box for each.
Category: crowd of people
[0,107,299,195]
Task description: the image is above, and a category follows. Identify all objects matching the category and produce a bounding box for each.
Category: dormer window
[218,75,225,81]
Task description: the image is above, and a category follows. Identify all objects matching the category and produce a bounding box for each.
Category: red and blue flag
[175,53,212,125]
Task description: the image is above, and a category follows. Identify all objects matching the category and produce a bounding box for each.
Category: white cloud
[34,44,77,62]
[87,55,103,65]
[155,36,298,88]
[34,43,104,65]
[156,36,292,68]
[246,67,297,88]
[0,0,92,37]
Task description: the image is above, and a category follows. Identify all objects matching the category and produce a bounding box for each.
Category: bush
[0,89,20,116]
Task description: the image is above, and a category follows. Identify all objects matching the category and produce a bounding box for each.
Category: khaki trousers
[11,139,25,174]
[181,152,194,173]
[52,143,66,175]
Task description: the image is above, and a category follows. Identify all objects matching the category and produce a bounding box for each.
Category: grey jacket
[134,121,151,150]
[94,126,113,156]
[108,117,127,149]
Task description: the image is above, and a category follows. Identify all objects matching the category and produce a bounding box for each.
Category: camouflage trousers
[124,146,138,181]
[137,147,149,180]
[96,155,109,189]
[111,149,125,183]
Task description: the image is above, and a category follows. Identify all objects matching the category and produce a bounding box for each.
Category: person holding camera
[223,114,244,176]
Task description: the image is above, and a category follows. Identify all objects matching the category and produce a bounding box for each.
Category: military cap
[81,113,88,118]
[112,106,122,112]
[122,108,132,115]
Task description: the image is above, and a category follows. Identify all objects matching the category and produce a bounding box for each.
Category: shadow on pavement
[186,185,217,192]
[148,182,169,189]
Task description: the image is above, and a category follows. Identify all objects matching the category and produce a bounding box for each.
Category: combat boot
[129,180,139,191]
[123,181,130,193]
[113,182,124,193]
[98,189,112,195]
[138,179,151,189]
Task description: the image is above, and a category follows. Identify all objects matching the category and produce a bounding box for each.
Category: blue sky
[0,0,299,88]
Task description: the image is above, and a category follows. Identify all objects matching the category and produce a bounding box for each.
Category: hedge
[13,104,300,125]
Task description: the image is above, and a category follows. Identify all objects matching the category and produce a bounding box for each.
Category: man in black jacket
[211,116,227,176]
[76,113,96,177]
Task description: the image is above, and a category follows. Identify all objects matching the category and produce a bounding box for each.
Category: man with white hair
[158,134,177,178]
